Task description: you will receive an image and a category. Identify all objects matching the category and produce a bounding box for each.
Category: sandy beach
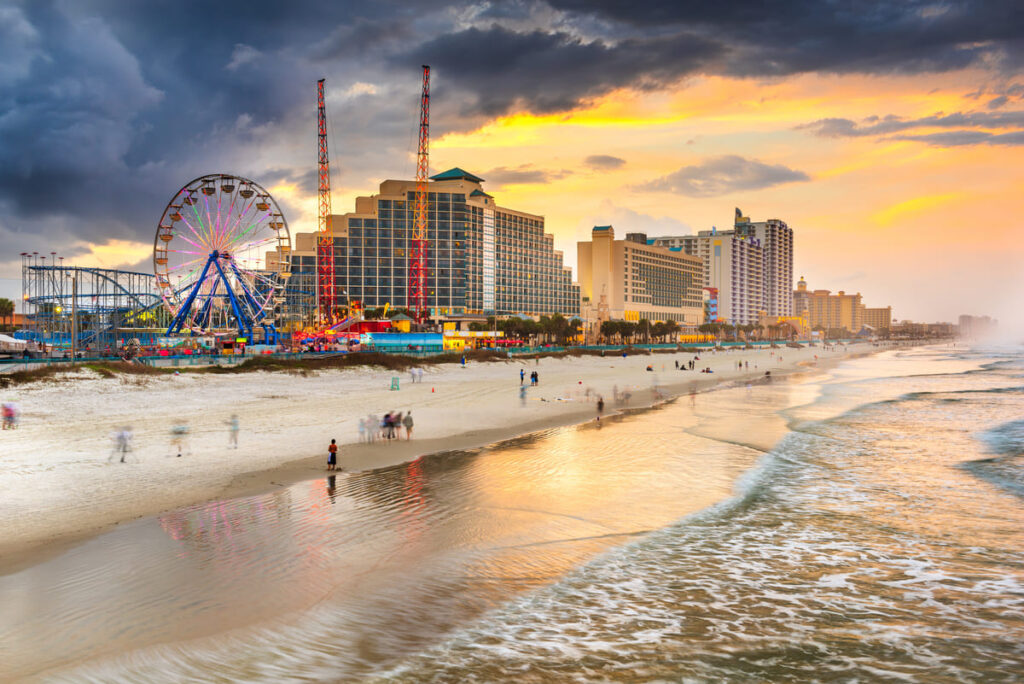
[0,343,869,572]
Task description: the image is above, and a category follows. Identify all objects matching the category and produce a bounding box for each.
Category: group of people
[358,411,414,443]
[674,357,701,371]
[520,369,539,385]
[408,367,425,383]
[1,402,18,430]
[104,416,239,462]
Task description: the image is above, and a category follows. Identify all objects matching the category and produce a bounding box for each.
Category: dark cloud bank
[0,0,1021,269]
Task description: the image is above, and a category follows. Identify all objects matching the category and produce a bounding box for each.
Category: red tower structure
[316,78,335,325]
[408,65,431,321]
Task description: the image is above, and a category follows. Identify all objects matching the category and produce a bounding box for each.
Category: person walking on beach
[327,439,338,471]
[596,396,604,422]
[225,414,240,449]
[358,417,366,443]
[170,421,190,457]
[402,411,414,440]
[520,368,525,385]
[366,414,378,443]
[520,384,527,406]
[109,426,133,463]
[1,402,15,430]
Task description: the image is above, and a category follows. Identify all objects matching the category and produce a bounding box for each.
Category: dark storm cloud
[546,0,1024,75]
[637,156,810,197]
[405,26,722,116]
[396,0,1024,119]
[585,155,626,170]
[2,0,1022,278]
[484,165,572,185]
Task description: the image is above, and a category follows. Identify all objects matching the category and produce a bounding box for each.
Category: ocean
[4,344,1023,682]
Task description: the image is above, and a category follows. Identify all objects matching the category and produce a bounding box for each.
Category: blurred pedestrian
[109,426,133,463]
[402,411,414,440]
[170,421,190,457]
[225,414,239,449]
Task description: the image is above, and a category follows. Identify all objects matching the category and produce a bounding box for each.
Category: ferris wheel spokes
[155,174,291,338]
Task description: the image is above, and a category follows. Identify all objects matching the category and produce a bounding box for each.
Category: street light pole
[71,270,78,362]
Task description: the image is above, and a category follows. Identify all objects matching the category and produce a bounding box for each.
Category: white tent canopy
[0,334,28,350]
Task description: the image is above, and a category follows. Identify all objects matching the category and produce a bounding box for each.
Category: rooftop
[430,167,485,183]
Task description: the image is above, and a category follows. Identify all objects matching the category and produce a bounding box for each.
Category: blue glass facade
[288,171,579,319]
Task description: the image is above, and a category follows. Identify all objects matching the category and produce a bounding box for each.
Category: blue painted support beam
[167,253,217,335]
[212,257,250,340]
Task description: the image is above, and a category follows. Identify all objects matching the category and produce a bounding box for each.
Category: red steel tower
[408,65,430,321]
[316,78,335,325]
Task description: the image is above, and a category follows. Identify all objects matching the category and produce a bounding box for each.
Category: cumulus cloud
[799,111,1024,137]
[584,154,625,170]
[798,109,1024,147]
[893,130,1024,146]
[226,44,260,71]
[637,156,810,197]
[484,165,572,185]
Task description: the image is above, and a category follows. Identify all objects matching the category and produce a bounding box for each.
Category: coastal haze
[2,1,1023,682]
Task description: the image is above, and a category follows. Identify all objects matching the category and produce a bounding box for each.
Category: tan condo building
[577,227,704,329]
[863,306,893,331]
[793,277,864,332]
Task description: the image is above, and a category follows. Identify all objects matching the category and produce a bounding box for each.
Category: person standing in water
[596,396,604,422]
[327,439,338,471]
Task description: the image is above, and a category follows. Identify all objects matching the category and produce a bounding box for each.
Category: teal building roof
[430,168,485,183]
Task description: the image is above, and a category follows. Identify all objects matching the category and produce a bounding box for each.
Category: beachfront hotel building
[793,277,864,332]
[652,229,764,325]
[576,226,704,329]
[287,168,579,320]
[733,210,794,317]
[653,209,793,322]
[863,306,893,331]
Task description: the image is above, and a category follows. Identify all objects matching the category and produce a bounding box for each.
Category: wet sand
[0,344,885,575]
[4,368,815,681]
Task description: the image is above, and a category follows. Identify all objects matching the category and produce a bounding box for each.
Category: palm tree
[0,297,13,329]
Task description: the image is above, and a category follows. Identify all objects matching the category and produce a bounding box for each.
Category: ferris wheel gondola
[154,174,291,338]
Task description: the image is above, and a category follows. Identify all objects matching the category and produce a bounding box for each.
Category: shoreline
[0,343,894,576]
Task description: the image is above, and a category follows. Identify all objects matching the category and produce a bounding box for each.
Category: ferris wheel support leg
[228,262,266,324]
[213,257,251,341]
[196,277,220,330]
[167,253,218,335]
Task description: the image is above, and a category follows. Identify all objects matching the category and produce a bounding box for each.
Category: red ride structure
[316,78,335,325]
[408,65,431,322]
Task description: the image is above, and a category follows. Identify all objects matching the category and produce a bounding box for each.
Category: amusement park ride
[408,65,431,323]
[152,67,431,342]
[316,78,335,326]
[153,174,291,341]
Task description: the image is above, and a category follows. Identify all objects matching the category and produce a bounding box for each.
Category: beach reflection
[1,379,809,682]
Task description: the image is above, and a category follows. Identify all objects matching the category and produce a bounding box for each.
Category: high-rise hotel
[286,168,579,320]
[652,208,794,325]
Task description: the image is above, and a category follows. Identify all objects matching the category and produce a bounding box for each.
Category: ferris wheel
[154,174,291,337]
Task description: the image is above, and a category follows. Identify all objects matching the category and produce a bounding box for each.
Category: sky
[1,0,1022,329]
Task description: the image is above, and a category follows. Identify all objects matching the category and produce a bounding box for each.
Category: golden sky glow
[421,70,1024,325]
